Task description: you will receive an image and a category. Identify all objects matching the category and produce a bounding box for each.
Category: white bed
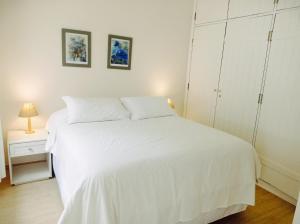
[47,114,260,224]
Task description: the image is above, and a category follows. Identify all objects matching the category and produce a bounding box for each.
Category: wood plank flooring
[0,176,296,224]
[0,177,62,224]
[212,186,296,224]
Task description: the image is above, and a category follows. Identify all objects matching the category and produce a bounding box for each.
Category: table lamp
[19,103,39,134]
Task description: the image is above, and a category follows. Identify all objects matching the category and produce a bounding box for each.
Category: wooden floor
[212,186,295,224]
[0,176,296,224]
[0,177,62,224]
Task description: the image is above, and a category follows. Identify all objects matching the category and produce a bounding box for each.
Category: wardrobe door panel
[196,0,229,24]
[0,120,5,181]
[277,0,300,10]
[255,8,300,176]
[228,0,274,18]
[214,15,272,142]
[186,24,226,126]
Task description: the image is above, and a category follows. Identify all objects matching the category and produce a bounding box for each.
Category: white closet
[186,23,226,126]
[255,8,300,198]
[214,15,272,142]
[0,120,6,182]
[195,0,229,24]
[186,0,300,200]
[277,0,300,10]
[228,0,274,18]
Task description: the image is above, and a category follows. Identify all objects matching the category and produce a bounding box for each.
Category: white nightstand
[7,129,52,185]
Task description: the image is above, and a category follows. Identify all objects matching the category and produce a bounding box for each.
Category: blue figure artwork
[111,39,129,65]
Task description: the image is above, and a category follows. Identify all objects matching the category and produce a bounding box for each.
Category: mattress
[47,116,260,224]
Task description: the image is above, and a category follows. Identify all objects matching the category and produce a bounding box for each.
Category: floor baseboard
[257,179,297,206]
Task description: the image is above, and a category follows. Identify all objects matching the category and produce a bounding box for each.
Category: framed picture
[62,28,91,67]
[107,34,133,70]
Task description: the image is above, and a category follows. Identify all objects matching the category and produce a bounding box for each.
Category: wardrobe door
[195,0,229,24]
[228,0,274,18]
[0,120,5,181]
[186,23,226,127]
[277,0,300,10]
[255,9,300,188]
[214,15,272,142]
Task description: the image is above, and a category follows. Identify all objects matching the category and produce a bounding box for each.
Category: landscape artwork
[62,29,91,67]
[107,35,132,70]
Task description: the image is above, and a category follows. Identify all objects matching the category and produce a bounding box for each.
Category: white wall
[0,0,194,162]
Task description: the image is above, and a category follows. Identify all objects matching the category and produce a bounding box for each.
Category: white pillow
[62,96,130,124]
[46,108,68,132]
[120,96,176,120]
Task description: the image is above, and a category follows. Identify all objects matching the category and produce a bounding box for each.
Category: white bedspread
[47,116,260,224]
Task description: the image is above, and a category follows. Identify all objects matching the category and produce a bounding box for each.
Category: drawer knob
[28,148,33,151]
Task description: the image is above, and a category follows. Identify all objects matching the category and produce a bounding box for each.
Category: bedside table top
[7,129,48,144]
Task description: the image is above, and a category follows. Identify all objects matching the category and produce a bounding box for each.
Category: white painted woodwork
[12,162,50,185]
[260,157,300,199]
[228,0,274,18]
[186,23,226,126]
[0,120,6,181]
[7,129,52,185]
[187,0,300,201]
[214,15,272,143]
[277,0,300,10]
[255,9,300,191]
[7,129,48,144]
[195,0,229,24]
[9,141,46,158]
[258,179,297,205]
[294,192,300,224]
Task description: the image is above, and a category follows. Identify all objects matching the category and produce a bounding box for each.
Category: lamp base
[25,117,35,134]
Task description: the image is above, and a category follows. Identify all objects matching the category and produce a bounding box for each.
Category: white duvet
[47,115,260,224]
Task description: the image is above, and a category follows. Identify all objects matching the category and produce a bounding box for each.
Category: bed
[46,97,260,224]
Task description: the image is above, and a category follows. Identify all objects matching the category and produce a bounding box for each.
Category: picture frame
[107,34,133,70]
[62,28,91,67]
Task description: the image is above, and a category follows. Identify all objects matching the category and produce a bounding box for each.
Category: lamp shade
[19,103,39,118]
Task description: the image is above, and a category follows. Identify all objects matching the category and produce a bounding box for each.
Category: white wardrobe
[185,0,300,201]
[0,120,6,182]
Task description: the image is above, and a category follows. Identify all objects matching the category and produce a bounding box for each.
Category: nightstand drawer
[10,141,46,157]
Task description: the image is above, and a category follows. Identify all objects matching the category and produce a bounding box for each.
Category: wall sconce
[168,98,175,109]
